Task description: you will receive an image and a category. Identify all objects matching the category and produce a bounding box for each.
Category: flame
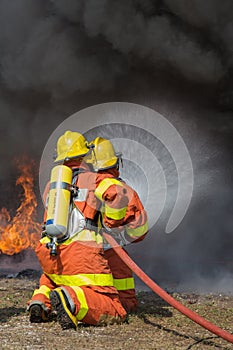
[0,158,41,255]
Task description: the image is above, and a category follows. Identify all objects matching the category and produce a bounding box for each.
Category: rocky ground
[0,270,233,350]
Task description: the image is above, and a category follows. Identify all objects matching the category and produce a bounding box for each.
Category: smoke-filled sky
[0,0,233,291]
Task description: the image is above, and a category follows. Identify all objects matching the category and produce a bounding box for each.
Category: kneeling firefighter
[85,137,149,312]
[27,131,126,329]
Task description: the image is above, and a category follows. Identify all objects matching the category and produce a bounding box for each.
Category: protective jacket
[28,161,126,325]
[95,168,148,240]
[94,168,149,311]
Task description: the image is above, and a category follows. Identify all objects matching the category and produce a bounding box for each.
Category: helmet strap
[116,156,123,170]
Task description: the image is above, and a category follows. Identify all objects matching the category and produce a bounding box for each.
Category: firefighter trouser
[29,284,126,325]
[28,275,54,312]
[104,248,138,312]
[61,285,127,325]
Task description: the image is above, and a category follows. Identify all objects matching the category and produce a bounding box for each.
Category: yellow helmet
[86,137,119,171]
[54,130,89,163]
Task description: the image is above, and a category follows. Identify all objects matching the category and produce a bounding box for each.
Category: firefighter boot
[29,304,48,323]
[50,288,78,330]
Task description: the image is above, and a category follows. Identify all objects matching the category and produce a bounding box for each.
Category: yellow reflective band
[63,230,103,245]
[126,221,149,237]
[95,178,123,201]
[113,277,135,291]
[32,285,51,299]
[45,273,114,287]
[40,236,50,244]
[71,286,89,320]
[40,230,103,246]
[105,204,127,220]
[75,230,103,244]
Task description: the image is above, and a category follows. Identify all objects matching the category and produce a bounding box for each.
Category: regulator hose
[103,233,233,344]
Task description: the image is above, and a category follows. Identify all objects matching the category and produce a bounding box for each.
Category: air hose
[103,233,233,344]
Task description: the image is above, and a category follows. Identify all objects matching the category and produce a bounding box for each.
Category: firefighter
[28,131,126,329]
[85,137,149,312]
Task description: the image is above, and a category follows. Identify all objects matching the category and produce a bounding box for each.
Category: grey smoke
[0,0,233,291]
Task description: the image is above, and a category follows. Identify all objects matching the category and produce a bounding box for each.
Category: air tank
[45,165,72,239]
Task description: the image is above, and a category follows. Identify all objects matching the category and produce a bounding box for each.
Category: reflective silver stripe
[73,188,88,202]
[60,287,75,313]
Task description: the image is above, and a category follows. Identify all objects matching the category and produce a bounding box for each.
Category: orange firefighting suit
[28,161,126,325]
[94,168,149,312]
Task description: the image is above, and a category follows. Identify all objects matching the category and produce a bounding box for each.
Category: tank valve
[46,237,58,256]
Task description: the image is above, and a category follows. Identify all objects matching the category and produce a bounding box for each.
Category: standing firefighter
[28,131,126,329]
[86,137,149,312]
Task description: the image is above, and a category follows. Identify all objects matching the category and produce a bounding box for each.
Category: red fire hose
[103,233,233,344]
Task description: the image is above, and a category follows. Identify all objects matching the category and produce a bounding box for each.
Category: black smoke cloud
[1,0,233,97]
[0,0,233,291]
[0,0,232,177]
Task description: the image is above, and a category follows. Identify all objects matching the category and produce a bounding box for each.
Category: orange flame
[0,158,41,255]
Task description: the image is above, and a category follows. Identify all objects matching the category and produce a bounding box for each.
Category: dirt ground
[0,271,233,350]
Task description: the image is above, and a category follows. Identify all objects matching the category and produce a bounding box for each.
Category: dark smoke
[0,0,233,292]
